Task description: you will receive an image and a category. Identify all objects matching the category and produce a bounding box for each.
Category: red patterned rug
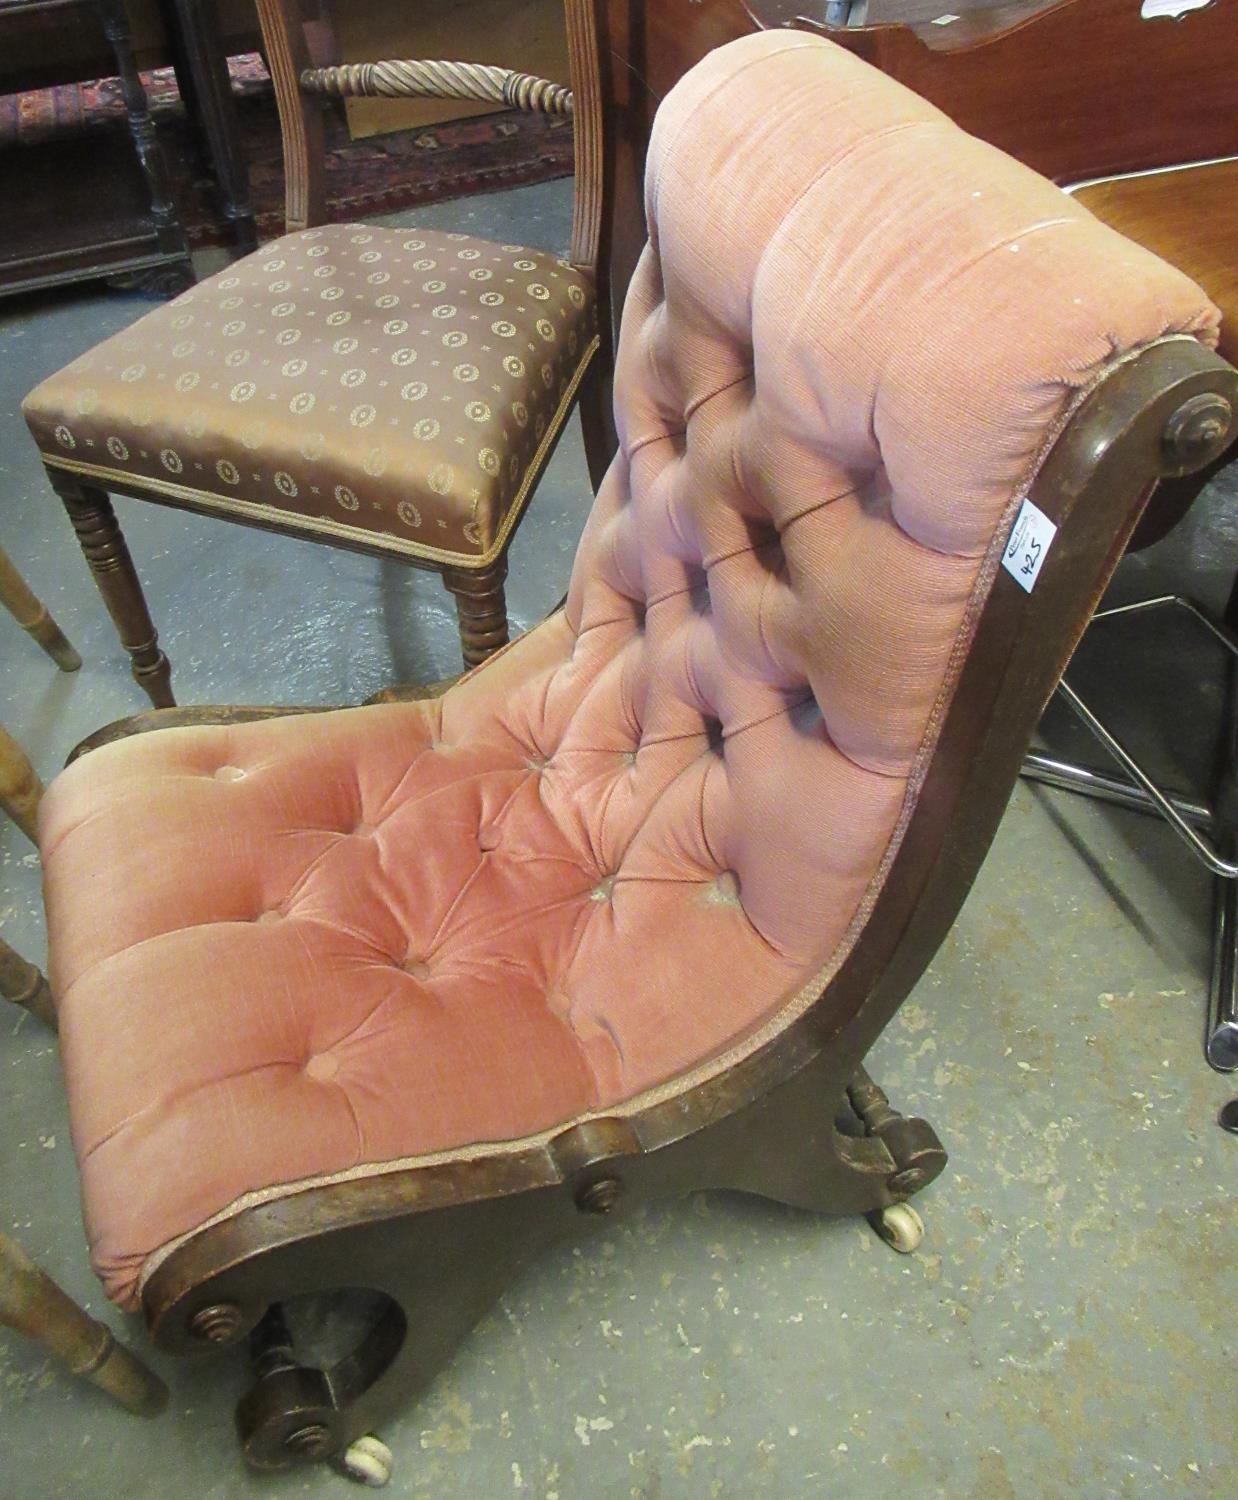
[0,55,575,247]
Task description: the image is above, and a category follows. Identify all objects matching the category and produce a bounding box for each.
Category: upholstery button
[589,876,616,903]
[526,754,549,771]
[401,958,432,980]
[704,871,742,907]
[622,749,638,767]
[304,1052,339,1082]
[353,821,374,836]
[213,764,246,782]
[255,909,283,924]
[478,826,500,852]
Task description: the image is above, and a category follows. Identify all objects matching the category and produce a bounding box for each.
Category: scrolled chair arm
[299,58,573,115]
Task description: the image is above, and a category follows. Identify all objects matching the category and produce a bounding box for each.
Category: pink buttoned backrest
[552,29,1218,982]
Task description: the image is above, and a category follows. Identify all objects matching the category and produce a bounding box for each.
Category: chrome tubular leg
[1207,877,1238,1070]
[1207,580,1238,1070]
[1021,591,1238,1077]
[1021,750,1213,830]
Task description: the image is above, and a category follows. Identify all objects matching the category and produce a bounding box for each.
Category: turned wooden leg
[47,470,175,708]
[0,1234,167,1415]
[0,937,56,1030]
[0,547,82,672]
[0,723,42,843]
[442,559,510,669]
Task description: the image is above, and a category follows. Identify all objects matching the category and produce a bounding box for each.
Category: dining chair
[21,0,613,699]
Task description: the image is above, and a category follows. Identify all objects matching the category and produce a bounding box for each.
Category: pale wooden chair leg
[0,938,57,1029]
[0,1234,167,1415]
[45,469,175,710]
[0,723,43,844]
[442,558,510,669]
[0,546,82,673]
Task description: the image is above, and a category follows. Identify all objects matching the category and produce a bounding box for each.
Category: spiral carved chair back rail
[299,60,574,116]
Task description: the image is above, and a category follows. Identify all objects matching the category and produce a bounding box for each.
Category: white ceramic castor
[341,1435,394,1487]
[872,1202,924,1254]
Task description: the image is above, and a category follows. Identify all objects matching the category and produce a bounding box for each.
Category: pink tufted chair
[35,30,1237,1477]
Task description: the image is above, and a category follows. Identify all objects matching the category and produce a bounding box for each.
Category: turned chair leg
[442,559,510,669]
[46,469,175,709]
[0,723,43,843]
[0,546,82,672]
[0,938,57,1029]
[0,1234,167,1415]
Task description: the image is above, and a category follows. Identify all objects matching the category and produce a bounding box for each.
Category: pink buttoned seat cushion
[40,30,1219,1310]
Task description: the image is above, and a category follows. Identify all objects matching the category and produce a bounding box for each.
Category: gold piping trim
[485,332,599,562]
[42,334,600,573]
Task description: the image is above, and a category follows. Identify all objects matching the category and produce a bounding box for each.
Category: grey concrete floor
[1,179,1235,1500]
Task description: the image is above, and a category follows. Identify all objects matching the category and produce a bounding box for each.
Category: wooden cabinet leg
[165,0,259,254]
[0,1234,167,1415]
[0,937,56,1030]
[442,559,510,669]
[0,545,82,673]
[47,470,175,709]
[0,723,42,844]
[98,0,194,277]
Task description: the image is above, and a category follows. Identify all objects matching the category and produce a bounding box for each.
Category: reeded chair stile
[33,32,1237,1480]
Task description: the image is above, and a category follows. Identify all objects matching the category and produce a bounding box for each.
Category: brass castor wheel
[340,1435,394,1487]
[869,1202,924,1254]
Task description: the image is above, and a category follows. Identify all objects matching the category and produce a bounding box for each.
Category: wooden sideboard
[0,0,196,295]
[0,0,258,292]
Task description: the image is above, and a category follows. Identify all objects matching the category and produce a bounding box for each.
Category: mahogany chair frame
[61,337,1238,1471]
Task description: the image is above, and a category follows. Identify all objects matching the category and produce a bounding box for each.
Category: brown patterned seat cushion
[23,226,597,567]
